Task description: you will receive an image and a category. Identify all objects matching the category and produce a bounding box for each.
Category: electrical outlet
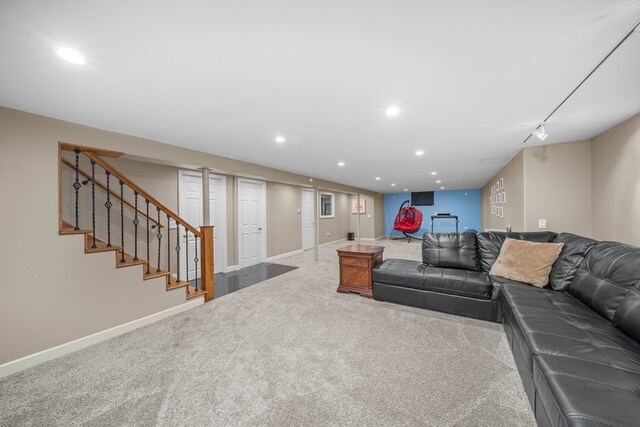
[538,219,547,229]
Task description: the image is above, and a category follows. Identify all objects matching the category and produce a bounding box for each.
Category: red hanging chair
[393,200,423,242]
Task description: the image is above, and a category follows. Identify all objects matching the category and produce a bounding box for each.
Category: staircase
[58,142,214,303]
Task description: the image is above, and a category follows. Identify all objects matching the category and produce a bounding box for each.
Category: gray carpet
[0,239,535,426]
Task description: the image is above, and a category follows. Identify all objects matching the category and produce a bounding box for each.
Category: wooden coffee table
[336,244,385,298]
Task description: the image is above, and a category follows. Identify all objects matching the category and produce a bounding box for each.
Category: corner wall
[523,140,591,235]
[481,151,525,231]
[591,113,640,245]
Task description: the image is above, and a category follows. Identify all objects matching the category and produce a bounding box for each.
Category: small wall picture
[497,193,502,204]
[351,199,366,214]
[499,206,504,217]
[501,192,506,204]
[499,178,504,190]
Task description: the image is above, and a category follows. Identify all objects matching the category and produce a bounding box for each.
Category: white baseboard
[360,236,386,241]
[320,238,347,246]
[0,298,204,378]
[266,249,304,262]
[224,265,240,273]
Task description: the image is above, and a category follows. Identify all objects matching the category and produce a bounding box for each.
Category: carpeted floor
[0,239,535,426]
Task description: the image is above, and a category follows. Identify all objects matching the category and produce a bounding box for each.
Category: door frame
[237,177,267,268]
[178,169,228,274]
[301,187,315,250]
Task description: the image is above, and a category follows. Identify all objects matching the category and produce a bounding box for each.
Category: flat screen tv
[411,191,434,206]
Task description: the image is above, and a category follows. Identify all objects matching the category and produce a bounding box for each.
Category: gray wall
[267,182,302,257]
[0,110,186,364]
[318,192,351,244]
[0,106,383,365]
[591,113,640,245]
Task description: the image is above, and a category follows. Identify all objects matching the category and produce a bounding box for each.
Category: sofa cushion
[549,233,597,292]
[500,284,640,375]
[421,267,492,299]
[489,276,530,300]
[477,231,557,273]
[570,241,640,322]
[489,238,564,287]
[422,232,480,272]
[373,260,492,299]
[613,284,640,343]
[372,258,426,290]
[534,354,640,427]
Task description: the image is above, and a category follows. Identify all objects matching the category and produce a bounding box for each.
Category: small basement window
[320,192,335,218]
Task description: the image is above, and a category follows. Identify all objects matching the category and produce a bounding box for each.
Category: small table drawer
[340,256,370,268]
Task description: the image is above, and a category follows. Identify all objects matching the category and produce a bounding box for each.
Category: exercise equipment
[430,214,459,233]
[393,200,423,242]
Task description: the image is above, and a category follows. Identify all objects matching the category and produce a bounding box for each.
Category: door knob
[258,227,262,231]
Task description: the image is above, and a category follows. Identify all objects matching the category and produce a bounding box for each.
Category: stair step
[84,235,121,253]
[60,227,92,235]
[115,251,148,268]
[167,277,188,291]
[144,269,170,280]
[187,285,207,300]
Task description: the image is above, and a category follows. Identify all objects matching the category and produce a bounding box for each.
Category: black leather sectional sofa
[372,232,640,427]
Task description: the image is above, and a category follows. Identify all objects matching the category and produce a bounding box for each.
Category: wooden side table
[337,245,385,298]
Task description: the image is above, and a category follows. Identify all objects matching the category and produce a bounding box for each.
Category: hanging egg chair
[393,200,423,242]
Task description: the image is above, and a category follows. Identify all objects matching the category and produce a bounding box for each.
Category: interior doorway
[301,188,315,250]
[237,178,267,268]
[178,170,227,276]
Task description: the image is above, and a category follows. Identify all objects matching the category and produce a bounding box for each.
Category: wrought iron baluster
[73,150,81,230]
[105,171,112,247]
[156,207,162,273]
[119,181,125,263]
[185,231,189,283]
[194,235,199,292]
[90,160,97,248]
[167,214,171,277]
[145,199,150,274]
[133,192,139,261]
[175,223,181,282]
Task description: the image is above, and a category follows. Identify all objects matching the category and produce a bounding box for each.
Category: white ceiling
[1,1,640,193]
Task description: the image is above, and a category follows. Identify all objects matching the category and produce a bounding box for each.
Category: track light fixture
[523,19,640,144]
[532,123,548,141]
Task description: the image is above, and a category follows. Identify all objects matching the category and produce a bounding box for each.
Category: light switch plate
[538,219,547,229]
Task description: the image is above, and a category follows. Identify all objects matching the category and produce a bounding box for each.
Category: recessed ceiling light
[375,177,381,180]
[275,136,286,143]
[415,150,424,156]
[385,106,400,117]
[436,180,441,184]
[404,189,408,192]
[338,162,345,167]
[440,186,445,190]
[56,47,86,65]
[391,183,396,187]
[431,171,438,175]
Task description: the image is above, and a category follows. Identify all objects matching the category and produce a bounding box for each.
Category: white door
[178,170,227,278]
[301,188,315,250]
[238,178,266,268]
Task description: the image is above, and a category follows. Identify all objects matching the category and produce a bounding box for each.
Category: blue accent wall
[384,189,481,236]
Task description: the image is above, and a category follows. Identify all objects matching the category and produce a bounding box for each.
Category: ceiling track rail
[523,17,640,144]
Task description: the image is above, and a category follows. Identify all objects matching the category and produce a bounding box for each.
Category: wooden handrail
[60,158,164,228]
[82,151,202,237]
[60,142,124,158]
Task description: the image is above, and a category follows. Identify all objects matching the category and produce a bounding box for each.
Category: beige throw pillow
[489,238,564,287]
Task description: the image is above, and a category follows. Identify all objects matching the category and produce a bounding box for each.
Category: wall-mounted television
[411,191,434,206]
